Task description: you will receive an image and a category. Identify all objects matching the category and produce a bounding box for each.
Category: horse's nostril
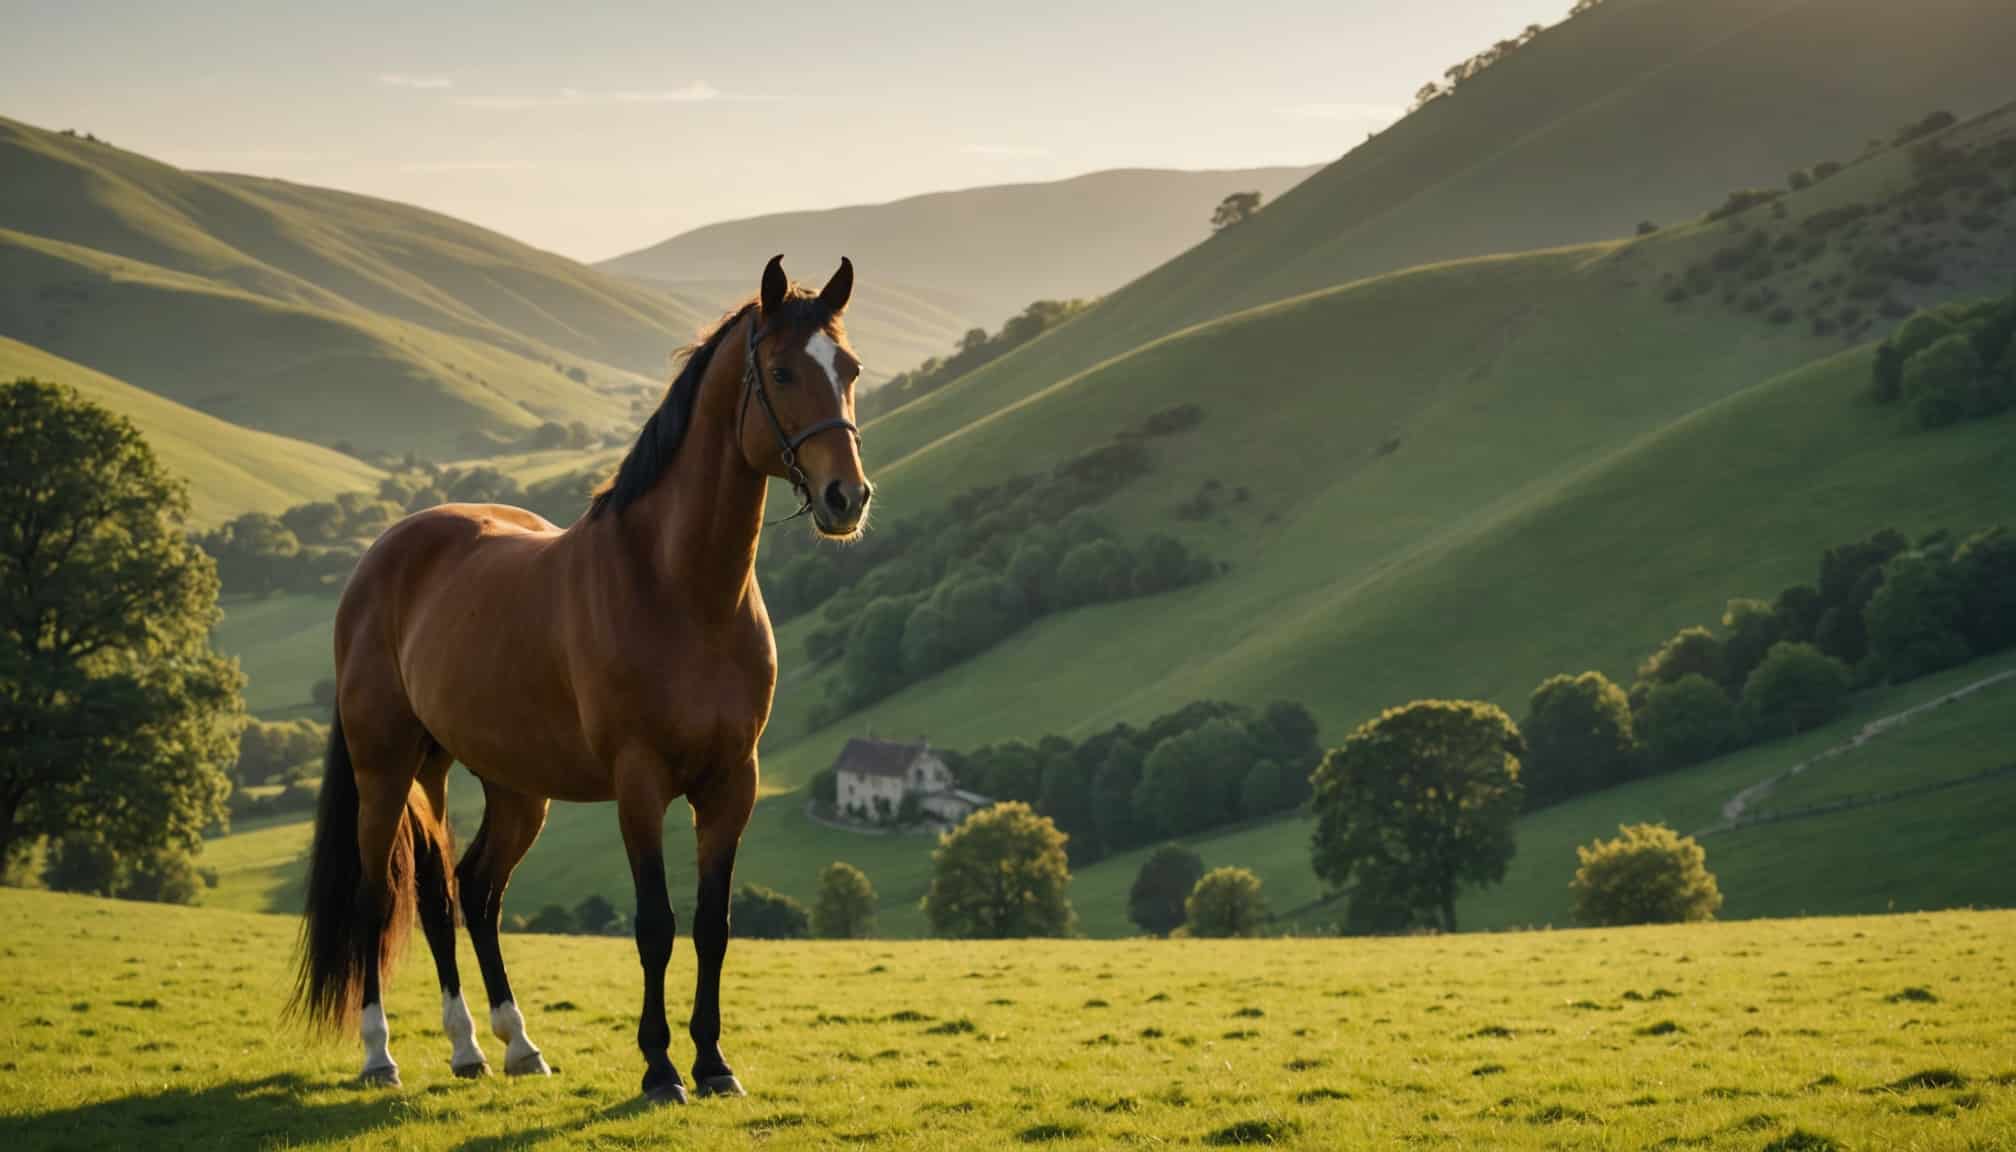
[823,481,848,515]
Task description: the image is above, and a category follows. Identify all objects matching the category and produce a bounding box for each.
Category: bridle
[737,309,861,525]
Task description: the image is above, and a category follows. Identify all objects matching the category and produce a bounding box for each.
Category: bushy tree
[42,834,123,896]
[1310,700,1524,933]
[1570,823,1722,926]
[812,862,878,939]
[1640,675,1738,770]
[1238,759,1299,819]
[574,893,619,934]
[116,848,202,905]
[924,802,1075,938]
[524,904,576,934]
[1055,538,1133,606]
[1,380,243,868]
[843,596,912,704]
[1037,759,1100,863]
[1521,671,1637,807]
[1954,528,2016,655]
[1127,844,1204,937]
[1864,550,1970,681]
[234,718,326,787]
[731,884,810,940]
[1184,867,1268,938]
[1135,718,1255,837]
[1211,191,1263,231]
[1633,627,1725,706]
[1720,598,1785,692]
[1090,738,1148,853]
[1902,331,1988,428]
[1741,642,1850,738]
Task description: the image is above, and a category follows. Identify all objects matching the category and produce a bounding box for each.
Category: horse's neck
[612,322,768,611]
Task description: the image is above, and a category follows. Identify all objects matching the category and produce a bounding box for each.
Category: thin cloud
[961,144,1052,158]
[1275,102,1402,122]
[378,74,454,90]
[398,161,538,173]
[458,83,722,110]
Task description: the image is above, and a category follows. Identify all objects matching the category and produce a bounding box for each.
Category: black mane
[587,293,836,520]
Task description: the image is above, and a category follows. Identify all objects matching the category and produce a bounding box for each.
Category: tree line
[1871,283,2016,430]
[855,299,1090,424]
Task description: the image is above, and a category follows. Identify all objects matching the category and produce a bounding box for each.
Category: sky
[2,0,1566,262]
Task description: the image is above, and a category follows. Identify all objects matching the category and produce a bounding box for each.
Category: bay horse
[291,256,871,1104]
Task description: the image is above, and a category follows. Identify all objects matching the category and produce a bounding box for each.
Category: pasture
[2,890,2012,1149]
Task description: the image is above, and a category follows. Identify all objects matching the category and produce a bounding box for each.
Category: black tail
[290,705,416,1031]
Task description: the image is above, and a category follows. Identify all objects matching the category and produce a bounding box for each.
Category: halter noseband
[738,311,861,525]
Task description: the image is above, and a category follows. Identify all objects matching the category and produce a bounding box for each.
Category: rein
[737,311,861,526]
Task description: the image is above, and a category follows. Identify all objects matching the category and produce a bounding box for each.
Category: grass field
[2,889,2012,1150]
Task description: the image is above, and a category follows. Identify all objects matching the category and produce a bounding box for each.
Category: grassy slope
[0,116,707,456]
[860,0,2016,465]
[600,166,1321,331]
[4,888,2013,1150]
[0,337,379,527]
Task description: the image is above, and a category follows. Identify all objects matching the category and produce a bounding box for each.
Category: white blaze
[805,330,845,400]
[360,1001,395,1073]
[443,989,484,1069]
[491,999,540,1066]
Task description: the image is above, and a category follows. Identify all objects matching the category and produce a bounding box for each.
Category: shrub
[573,893,620,935]
[1521,672,1637,807]
[924,802,1075,938]
[1741,643,1851,738]
[812,862,878,939]
[1640,676,1738,770]
[1571,823,1723,926]
[732,884,810,940]
[1185,867,1268,938]
[42,835,123,896]
[117,850,203,905]
[1902,332,1988,428]
[1954,528,2016,655]
[1128,844,1205,937]
[523,904,576,935]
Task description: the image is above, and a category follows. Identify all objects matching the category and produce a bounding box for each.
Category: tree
[813,862,878,939]
[1954,528,2016,655]
[732,884,811,939]
[1632,627,1725,708]
[0,380,243,869]
[1037,758,1101,863]
[843,596,912,704]
[1135,718,1256,837]
[1570,823,1722,926]
[1740,642,1850,738]
[1903,332,1988,428]
[923,802,1075,938]
[1055,539,1132,606]
[118,848,202,905]
[1127,844,1204,936]
[42,834,123,896]
[1211,191,1263,232]
[574,893,619,935]
[1185,867,1268,938]
[1864,551,1969,681]
[1720,598,1784,691]
[1090,737,1148,852]
[1309,700,1524,933]
[1238,759,1298,819]
[1521,672,1636,807]
[1640,675,1738,770]
[524,904,577,934]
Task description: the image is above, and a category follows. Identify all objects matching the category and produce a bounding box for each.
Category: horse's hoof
[451,1060,490,1080]
[643,1074,689,1106]
[504,1050,552,1077]
[356,1063,401,1088]
[695,1073,746,1099]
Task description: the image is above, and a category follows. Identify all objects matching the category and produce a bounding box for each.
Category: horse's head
[740,255,873,539]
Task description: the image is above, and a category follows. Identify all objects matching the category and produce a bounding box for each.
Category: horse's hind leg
[455,780,552,1077]
[411,750,488,1078]
[343,705,430,1088]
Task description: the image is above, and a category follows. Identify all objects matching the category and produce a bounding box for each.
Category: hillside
[7,889,2012,1150]
[599,165,1320,334]
[863,0,2016,458]
[0,116,711,457]
[0,337,380,527]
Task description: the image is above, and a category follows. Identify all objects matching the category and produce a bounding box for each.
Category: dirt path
[1698,667,2016,836]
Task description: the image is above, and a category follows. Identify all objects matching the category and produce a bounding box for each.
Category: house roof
[832,738,929,780]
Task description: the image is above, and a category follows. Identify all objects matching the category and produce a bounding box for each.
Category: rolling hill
[0,115,713,458]
[599,165,1321,335]
[0,337,380,527]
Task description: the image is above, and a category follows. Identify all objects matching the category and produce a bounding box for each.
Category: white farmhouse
[831,738,989,827]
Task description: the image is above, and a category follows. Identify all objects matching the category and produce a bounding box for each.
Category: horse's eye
[771,367,791,386]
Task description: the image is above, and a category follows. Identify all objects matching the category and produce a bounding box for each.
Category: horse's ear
[818,257,853,314]
[760,254,787,316]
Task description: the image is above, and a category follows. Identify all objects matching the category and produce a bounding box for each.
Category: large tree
[1126,843,1204,937]
[923,802,1075,938]
[1521,671,1636,807]
[812,861,878,939]
[1309,700,1523,933]
[0,379,242,868]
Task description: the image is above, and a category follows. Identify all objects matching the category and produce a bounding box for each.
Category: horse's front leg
[689,759,758,1097]
[616,758,684,1104]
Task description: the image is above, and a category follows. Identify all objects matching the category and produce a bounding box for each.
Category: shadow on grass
[0,1073,404,1151]
[447,1097,663,1152]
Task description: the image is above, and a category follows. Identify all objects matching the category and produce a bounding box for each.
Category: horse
[291,255,872,1105]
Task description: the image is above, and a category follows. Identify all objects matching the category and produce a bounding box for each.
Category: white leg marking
[806,330,844,401]
[443,989,485,1071]
[491,999,547,1074]
[360,1001,397,1075]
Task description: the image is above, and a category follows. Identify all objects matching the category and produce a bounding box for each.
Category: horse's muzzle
[813,478,872,537]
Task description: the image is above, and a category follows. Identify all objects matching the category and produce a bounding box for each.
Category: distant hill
[596,164,1321,340]
[865,0,2016,460]
[0,337,380,527]
[0,116,715,458]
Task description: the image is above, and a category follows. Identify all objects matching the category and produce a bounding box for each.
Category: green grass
[211,595,343,716]
[0,338,379,527]
[3,889,2012,1149]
